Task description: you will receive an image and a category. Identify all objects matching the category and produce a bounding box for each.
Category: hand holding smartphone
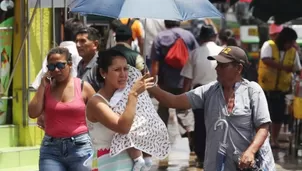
[41,72,52,87]
[142,73,158,88]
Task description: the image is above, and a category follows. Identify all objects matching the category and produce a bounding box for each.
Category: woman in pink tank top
[28,47,95,171]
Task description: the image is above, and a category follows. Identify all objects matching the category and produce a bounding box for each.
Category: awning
[28,0,75,8]
[251,0,302,24]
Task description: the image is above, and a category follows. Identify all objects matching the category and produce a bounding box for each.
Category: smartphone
[45,71,53,85]
[46,76,52,85]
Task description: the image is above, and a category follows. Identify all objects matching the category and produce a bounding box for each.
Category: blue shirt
[186,79,276,171]
[151,27,198,88]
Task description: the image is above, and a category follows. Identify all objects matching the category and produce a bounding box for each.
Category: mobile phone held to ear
[46,76,52,85]
[45,71,54,85]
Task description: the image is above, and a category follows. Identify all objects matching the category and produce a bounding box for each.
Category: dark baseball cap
[207,46,249,66]
[115,25,132,41]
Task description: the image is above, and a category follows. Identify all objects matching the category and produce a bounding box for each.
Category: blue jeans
[39,133,93,171]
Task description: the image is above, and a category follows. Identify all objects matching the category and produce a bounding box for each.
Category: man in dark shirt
[112,25,145,73]
[150,20,198,126]
[75,27,100,80]
[84,25,145,92]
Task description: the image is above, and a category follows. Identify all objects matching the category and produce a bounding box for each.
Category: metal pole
[24,0,32,126]
[52,0,56,47]
[64,0,68,21]
[23,0,28,126]
[5,0,40,95]
[83,16,87,25]
[40,0,43,66]
[143,18,147,73]
[20,0,26,127]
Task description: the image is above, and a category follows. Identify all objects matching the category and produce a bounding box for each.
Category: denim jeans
[39,133,93,171]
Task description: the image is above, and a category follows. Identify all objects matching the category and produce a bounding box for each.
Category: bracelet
[129,91,138,98]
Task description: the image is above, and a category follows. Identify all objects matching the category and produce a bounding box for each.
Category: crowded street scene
[1,0,302,170]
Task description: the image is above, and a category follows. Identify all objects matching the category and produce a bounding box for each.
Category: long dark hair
[226,37,238,46]
[96,50,126,83]
[275,27,297,51]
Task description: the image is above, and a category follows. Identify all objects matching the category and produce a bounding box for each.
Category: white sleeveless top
[86,93,114,150]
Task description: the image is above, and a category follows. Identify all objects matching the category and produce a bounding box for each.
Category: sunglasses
[47,62,67,71]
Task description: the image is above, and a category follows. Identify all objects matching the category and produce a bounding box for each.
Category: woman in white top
[85,49,155,171]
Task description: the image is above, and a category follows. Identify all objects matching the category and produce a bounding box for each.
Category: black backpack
[110,18,137,32]
[105,18,138,49]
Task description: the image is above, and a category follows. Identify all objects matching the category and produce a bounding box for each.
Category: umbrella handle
[214,119,229,144]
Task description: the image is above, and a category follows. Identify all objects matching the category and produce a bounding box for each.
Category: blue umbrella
[69,0,223,20]
[214,119,229,171]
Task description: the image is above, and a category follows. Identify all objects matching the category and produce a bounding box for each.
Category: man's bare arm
[183,77,192,93]
[246,123,270,154]
[148,86,191,110]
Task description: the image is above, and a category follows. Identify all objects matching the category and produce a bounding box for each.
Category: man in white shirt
[31,18,83,90]
[181,25,223,91]
[180,24,223,168]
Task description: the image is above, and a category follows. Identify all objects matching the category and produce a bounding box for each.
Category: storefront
[0,0,14,125]
[0,0,72,169]
[2,1,112,169]
[2,0,73,145]
[2,0,112,145]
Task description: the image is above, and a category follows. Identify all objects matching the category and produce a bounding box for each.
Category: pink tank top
[44,77,88,138]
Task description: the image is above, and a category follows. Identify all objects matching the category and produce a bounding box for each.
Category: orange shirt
[120,18,144,40]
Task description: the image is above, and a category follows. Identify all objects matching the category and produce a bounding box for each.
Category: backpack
[106,18,138,49]
[110,18,137,32]
[162,33,189,69]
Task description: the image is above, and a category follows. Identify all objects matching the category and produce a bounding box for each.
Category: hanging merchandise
[293,73,302,119]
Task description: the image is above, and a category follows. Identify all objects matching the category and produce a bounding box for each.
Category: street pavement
[149,98,302,171]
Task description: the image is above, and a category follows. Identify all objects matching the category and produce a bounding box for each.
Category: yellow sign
[248,28,258,36]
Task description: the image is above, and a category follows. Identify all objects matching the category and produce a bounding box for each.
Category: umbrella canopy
[250,0,302,24]
[209,0,302,24]
[69,0,223,21]
[210,0,240,6]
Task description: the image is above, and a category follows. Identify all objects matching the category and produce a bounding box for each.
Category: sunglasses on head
[47,62,67,71]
